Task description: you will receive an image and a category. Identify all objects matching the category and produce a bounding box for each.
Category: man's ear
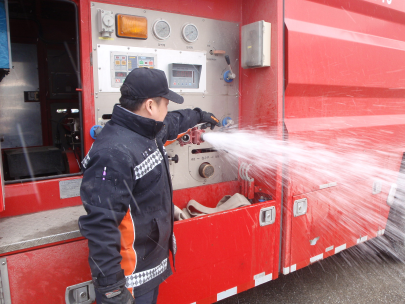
[144,98,154,115]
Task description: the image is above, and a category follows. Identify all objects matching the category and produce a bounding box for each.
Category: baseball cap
[120,68,184,104]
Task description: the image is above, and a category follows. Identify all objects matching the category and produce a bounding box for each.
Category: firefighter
[79,68,220,304]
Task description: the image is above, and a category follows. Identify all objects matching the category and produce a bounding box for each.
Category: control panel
[91,3,239,190]
[168,64,201,89]
[110,52,156,87]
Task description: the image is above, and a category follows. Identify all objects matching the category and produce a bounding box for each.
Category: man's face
[150,97,169,122]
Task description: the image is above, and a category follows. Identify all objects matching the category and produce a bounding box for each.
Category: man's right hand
[94,277,135,304]
[194,108,221,130]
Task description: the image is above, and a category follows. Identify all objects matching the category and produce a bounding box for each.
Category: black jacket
[79,104,201,296]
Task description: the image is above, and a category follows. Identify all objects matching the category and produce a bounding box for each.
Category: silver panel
[91,3,240,190]
[0,205,85,254]
[0,43,42,148]
[0,258,11,304]
[60,178,82,199]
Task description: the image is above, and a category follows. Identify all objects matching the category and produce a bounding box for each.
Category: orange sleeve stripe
[119,207,136,277]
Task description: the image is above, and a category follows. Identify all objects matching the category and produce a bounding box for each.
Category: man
[79,68,220,304]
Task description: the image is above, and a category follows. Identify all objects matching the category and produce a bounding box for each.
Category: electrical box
[241,20,271,69]
[97,9,115,38]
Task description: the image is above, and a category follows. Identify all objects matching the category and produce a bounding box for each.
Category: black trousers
[135,286,160,304]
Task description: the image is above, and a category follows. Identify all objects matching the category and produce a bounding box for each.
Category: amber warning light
[116,14,147,39]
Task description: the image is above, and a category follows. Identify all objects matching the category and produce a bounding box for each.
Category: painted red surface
[6,240,91,304]
[240,0,284,284]
[1,176,82,218]
[159,200,278,304]
[281,0,405,273]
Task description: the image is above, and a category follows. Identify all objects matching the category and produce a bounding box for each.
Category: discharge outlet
[199,162,215,178]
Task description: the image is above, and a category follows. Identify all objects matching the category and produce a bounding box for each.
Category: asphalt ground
[218,238,405,304]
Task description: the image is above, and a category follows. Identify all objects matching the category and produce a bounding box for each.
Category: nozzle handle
[225,55,231,65]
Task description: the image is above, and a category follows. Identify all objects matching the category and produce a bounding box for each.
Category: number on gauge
[182,23,198,43]
[153,20,171,40]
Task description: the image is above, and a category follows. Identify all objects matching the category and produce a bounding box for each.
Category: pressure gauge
[153,20,171,40]
[182,23,199,43]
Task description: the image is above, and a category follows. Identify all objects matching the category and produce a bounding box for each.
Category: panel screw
[80,292,87,298]
[144,10,146,13]
[2,262,5,265]
[91,3,94,6]
[101,10,104,13]
[98,45,100,48]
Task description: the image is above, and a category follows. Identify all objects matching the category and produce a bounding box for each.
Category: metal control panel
[91,3,239,190]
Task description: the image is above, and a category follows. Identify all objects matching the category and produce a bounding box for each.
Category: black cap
[121,68,184,104]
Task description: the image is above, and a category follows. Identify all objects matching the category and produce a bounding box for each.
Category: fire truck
[0,0,404,303]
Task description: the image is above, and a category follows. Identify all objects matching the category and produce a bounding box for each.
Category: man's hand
[194,108,221,130]
[94,277,134,304]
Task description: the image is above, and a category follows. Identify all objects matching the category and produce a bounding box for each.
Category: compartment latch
[293,198,307,217]
[259,206,276,226]
[65,280,96,304]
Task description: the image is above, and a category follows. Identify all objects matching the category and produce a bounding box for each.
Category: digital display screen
[115,72,127,77]
[173,70,193,78]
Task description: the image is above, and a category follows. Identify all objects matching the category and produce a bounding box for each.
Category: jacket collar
[111,104,163,140]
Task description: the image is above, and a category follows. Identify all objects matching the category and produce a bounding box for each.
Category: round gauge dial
[182,23,199,43]
[153,20,171,40]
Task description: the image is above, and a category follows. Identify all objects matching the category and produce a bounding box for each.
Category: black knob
[169,155,179,163]
[199,162,214,178]
[225,55,231,65]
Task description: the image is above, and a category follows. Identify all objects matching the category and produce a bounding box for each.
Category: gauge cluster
[153,20,199,43]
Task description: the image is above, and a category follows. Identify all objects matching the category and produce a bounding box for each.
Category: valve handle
[225,55,231,65]
[169,155,179,164]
